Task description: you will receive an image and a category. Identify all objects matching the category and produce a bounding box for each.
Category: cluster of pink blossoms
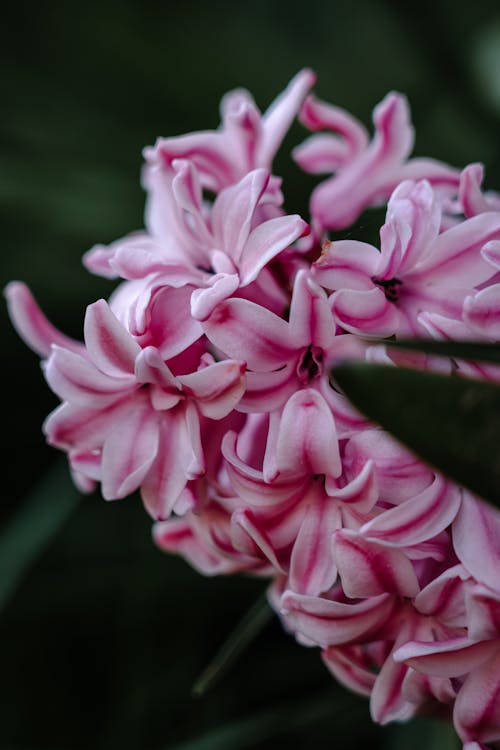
[7,70,500,748]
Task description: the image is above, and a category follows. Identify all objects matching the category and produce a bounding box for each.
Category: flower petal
[360,476,461,546]
[333,530,420,598]
[239,214,309,286]
[312,240,379,292]
[179,359,246,419]
[454,648,500,744]
[203,298,296,370]
[453,493,500,590]
[4,282,83,358]
[84,299,140,377]
[289,485,341,596]
[280,589,395,647]
[101,401,159,500]
[45,346,135,407]
[394,637,498,678]
[331,287,400,337]
[274,389,341,479]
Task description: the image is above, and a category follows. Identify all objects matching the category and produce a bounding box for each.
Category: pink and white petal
[308,94,414,231]
[45,346,135,407]
[101,402,159,500]
[288,271,336,350]
[203,298,296,370]
[259,68,317,167]
[383,179,441,276]
[318,379,369,439]
[459,163,491,218]
[274,389,341,478]
[84,299,140,377]
[238,364,297,414]
[312,240,379,292]
[230,508,283,571]
[481,240,500,270]
[190,273,240,321]
[360,476,461,546]
[222,431,307,507]
[280,589,395,647]
[145,285,204,359]
[467,584,500,641]
[401,667,456,706]
[414,212,500,287]
[371,92,414,167]
[184,401,205,479]
[463,285,500,339]
[289,487,341,596]
[333,530,420,599]
[239,214,309,286]
[4,282,84,358]
[212,169,269,261]
[180,359,246,419]
[171,159,214,247]
[111,240,181,280]
[453,493,500,591]
[370,643,417,725]
[343,429,433,503]
[394,637,498,678]
[69,448,102,481]
[82,243,120,279]
[395,159,460,198]
[134,346,181,390]
[149,132,234,193]
[325,460,378,514]
[322,645,376,697]
[331,288,400,337]
[153,518,234,576]
[224,93,265,178]
[43,398,133,451]
[454,648,500,744]
[140,409,195,520]
[297,94,369,158]
[415,564,470,624]
[293,133,352,174]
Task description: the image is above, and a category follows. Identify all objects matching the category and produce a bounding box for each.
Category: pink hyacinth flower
[312,179,500,337]
[85,163,308,323]
[145,69,316,193]
[294,91,459,230]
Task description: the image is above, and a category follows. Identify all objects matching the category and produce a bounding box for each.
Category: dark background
[1,1,500,747]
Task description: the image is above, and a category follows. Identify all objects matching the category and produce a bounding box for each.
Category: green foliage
[0,460,81,609]
[333,361,500,505]
[192,593,273,697]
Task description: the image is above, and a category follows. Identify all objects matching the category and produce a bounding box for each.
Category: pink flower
[145,69,316,193]
[7,285,246,519]
[8,70,500,747]
[294,91,459,230]
[85,163,308,322]
[312,179,500,337]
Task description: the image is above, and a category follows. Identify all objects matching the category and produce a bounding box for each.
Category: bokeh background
[2,1,500,747]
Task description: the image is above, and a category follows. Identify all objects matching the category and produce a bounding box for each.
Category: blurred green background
[2,1,500,747]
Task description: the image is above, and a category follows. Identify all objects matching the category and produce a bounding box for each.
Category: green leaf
[380,338,500,364]
[0,460,81,610]
[192,592,273,697]
[387,716,460,750]
[169,689,361,750]
[332,363,500,506]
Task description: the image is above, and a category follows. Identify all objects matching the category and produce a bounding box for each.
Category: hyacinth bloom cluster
[7,69,500,748]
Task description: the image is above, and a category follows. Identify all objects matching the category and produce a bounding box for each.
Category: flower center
[297,345,324,383]
[373,277,403,303]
